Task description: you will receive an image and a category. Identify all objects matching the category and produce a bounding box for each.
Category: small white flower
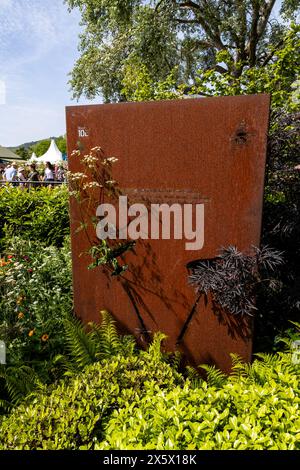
[67,171,87,181]
[69,190,80,197]
[82,155,98,166]
[83,182,103,190]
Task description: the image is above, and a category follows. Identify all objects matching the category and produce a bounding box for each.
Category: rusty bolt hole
[234,130,248,144]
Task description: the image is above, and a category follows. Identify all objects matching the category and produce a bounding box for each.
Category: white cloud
[0,0,84,146]
[0,0,79,72]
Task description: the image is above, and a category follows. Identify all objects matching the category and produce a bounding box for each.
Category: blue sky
[0,0,98,146]
[0,0,283,147]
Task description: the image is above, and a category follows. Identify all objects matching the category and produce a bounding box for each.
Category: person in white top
[4,163,17,182]
[17,167,26,188]
[44,162,55,183]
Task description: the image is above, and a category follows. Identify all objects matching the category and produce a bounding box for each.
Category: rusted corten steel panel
[66,95,270,373]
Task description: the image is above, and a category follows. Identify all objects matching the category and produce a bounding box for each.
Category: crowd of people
[0,161,67,187]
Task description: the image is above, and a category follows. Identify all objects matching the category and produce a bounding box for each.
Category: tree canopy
[15,146,29,161]
[66,0,300,102]
[31,136,67,157]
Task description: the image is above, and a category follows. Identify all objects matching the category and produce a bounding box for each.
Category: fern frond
[275,337,293,349]
[170,351,182,371]
[146,332,167,362]
[200,364,227,388]
[0,398,12,412]
[243,362,266,385]
[289,321,300,331]
[0,365,43,407]
[186,365,199,380]
[185,365,203,388]
[254,352,279,365]
[119,335,137,356]
[230,353,244,367]
[97,310,121,358]
[230,354,248,380]
[52,353,80,376]
[58,311,131,373]
[63,315,97,369]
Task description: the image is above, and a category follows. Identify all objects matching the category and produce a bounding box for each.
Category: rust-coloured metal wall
[66,95,270,373]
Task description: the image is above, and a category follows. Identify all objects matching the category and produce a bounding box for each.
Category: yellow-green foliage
[99,353,300,450]
[0,185,69,249]
[0,345,299,450]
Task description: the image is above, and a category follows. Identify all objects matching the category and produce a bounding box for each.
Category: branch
[175,1,225,51]
[247,0,260,66]
[257,0,277,39]
[212,64,228,74]
[181,85,211,96]
[234,0,247,60]
[177,1,201,9]
[246,0,276,66]
[174,17,199,24]
[261,38,284,66]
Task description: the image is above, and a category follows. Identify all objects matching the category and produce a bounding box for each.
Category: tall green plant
[0,186,69,250]
[0,238,72,368]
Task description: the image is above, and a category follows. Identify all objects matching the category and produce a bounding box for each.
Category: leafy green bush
[0,338,299,450]
[0,186,69,249]
[0,335,183,450]
[0,237,72,368]
[99,353,300,450]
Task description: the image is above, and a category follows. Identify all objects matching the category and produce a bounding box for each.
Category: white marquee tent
[36,139,63,164]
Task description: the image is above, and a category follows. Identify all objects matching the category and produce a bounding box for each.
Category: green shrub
[99,353,300,450]
[0,237,72,368]
[0,343,299,450]
[0,336,183,450]
[0,186,69,249]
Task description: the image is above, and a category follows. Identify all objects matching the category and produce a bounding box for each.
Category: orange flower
[28,329,35,337]
[18,312,24,320]
[0,259,9,267]
[41,334,49,342]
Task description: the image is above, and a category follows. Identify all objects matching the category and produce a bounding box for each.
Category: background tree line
[13,136,67,161]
